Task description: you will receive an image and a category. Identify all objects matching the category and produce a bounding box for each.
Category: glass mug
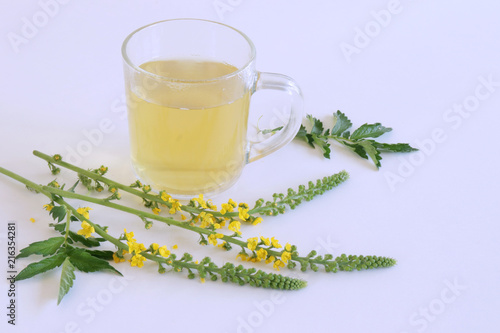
[122,19,303,197]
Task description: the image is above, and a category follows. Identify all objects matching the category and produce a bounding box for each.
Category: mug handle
[247,72,304,163]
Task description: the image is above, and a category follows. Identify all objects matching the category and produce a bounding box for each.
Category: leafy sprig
[0,151,396,304]
[295,111,418,168]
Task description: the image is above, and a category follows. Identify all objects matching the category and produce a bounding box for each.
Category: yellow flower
[208,233,224,246]
[151,243,159,253]
[124,228,135,242]
[30,218,35,223]
[228,221,241,233]
[113,251,126,263]
[43,204,53,211]
[238,207,250,221]
[265,255,276,264]
[247,237,259,251]
[77,221,95,238]
[172,244,178,249]
[273,259,285,270]
[237,253,248,261]
[256,248,268,261]
[200,212,214,228]
[193,194,208,209]
[130,253,146,268]
[181,214,187,221]
[152,207,161,215]
[214,223,221,229]
[207,200,217,210]
[239,202,249,209]
[143,185,151,193]
[128,240,146,254]
[281,251,292,264]
[160,191,171,202]
[168,199,181,214]
[76,207,92,219]
[260,236,271,246]
[99,166,108,173]
[271,237,282,249]
[159,246,170,257]
[220,202,235,215]
[252,217,263,226]
[285,243,292,252]
[200,278,205,284]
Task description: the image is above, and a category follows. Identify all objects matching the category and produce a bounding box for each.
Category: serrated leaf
[313,137,331,159]
[330,111,352,136]
[372,142,418,152]
[342,142,368,160]
[357,141,382,168]
[305,134,315,148]
[68,247,122,276]
[16,237,65,259]
[57,257,76,305]
[49,205,67,222]
[68,231,102,247]
[350,123,392,140]
[53,223,65,232]
[296,124,308,139]
[307,115,324,136]
[16,253,67,281]
[83,249,114,261]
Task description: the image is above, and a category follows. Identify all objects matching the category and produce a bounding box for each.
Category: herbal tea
[127,59,250,194]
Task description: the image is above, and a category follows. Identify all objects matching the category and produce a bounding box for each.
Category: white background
[1,1,500,332]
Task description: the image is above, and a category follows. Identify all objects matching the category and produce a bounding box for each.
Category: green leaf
[342,142,368,160]
[261,126,283,135]
[313,137,331,159]
[296,124,308,139]
[49,205,67,222]
[357,141,383,168]
[67,180,80,193]
[350,123,392,140]
[68,247,122,276]
[373,142,418,152]
[16,252,67,281]
[330,111,352,136]
[83,249,114,261]
[52,222,104,247]
[57,257,76,305]
[16,237,65,259]
[307,115,324,136]
[68,231,103,247]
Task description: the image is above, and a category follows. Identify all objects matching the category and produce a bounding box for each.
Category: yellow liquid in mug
[127,59,249,195]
